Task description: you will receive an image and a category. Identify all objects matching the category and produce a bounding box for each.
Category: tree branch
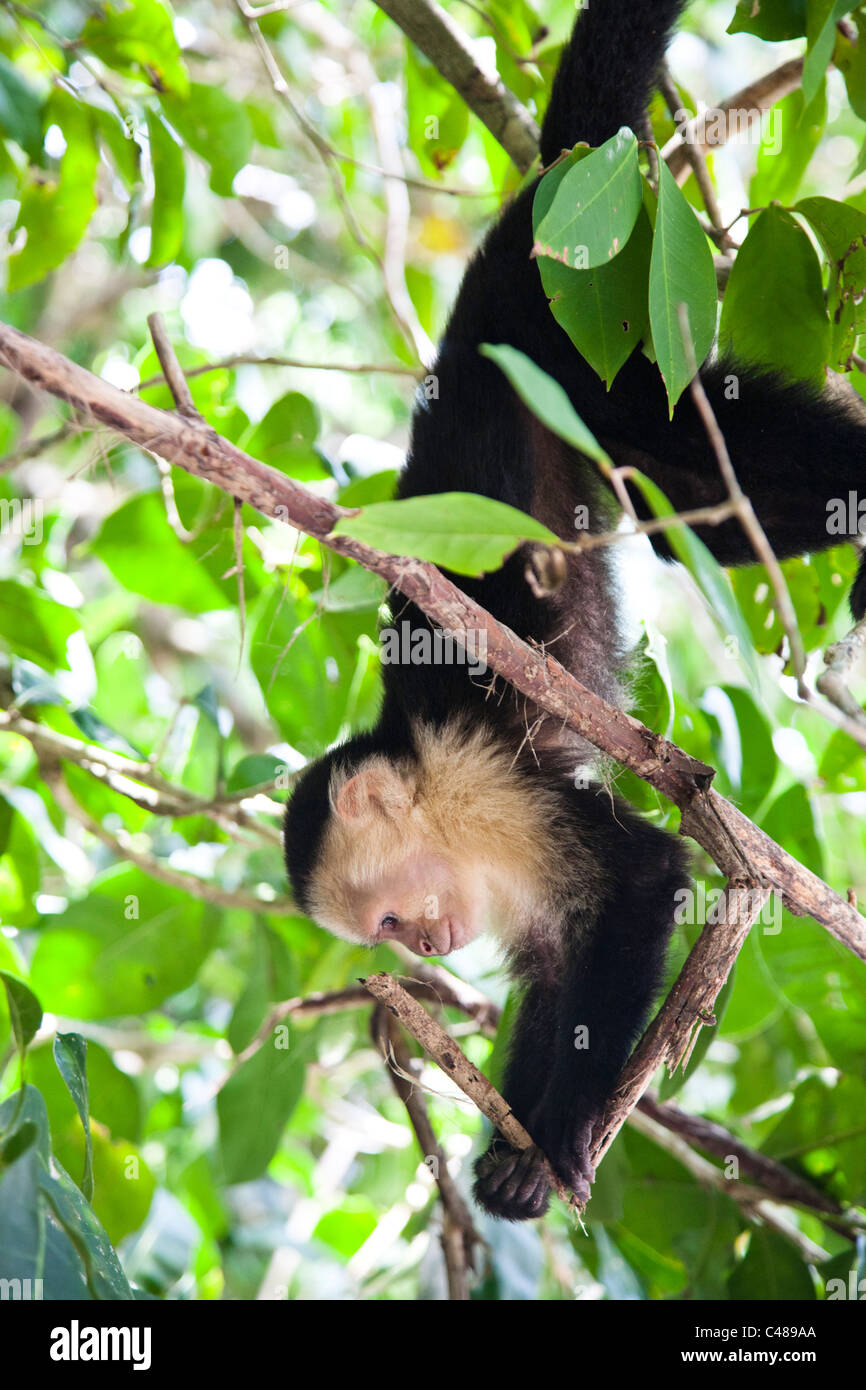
[0,317,863,966]
[591,879,771,1169]
[372,0,540,173]
[640,1095,863,1234]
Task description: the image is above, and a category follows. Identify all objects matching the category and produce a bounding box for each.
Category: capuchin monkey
[284,0,866,1220]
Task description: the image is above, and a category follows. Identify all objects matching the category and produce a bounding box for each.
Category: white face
[353,850,481,956]
[308,761,487,956]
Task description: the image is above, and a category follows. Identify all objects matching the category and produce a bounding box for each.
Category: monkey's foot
[473,1143,551,1221]
[545,1124,595,1208]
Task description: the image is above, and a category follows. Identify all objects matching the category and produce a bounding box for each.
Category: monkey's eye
[380,914,400,931]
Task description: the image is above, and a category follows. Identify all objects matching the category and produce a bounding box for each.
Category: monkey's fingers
[473,1144,551,1221]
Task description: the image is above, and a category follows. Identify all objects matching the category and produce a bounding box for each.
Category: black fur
[284,0,866,1220]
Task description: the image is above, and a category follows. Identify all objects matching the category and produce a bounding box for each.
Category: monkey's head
[284,737,487,958]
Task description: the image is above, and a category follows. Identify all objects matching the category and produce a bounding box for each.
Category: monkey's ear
[334,766,413,822]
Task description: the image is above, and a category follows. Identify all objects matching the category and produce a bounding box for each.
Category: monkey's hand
[473,1142,551,1221]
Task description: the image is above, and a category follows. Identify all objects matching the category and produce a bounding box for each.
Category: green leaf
[836,14,866,120]
[818,728,866,790]
[728,1229,816,1301]
[8,92,100,291]
[719,685,777,814]
[243,392,329,481]
[0,971,42,1056]
[41,1157,136,1300]
[81,0,189,96]
[647,161,717,414]
[0,54,43,159]
[533,128,642,269]
[1,1086,135,1299]
[53,1034,94,1202]
[146,109,185,266]
[719,206,829,383]
[308,563,387,613]
[226,753,285,793]
[480,343,612,466]
[218,1037,307,1183]
[251,588,381,758]
[727,0,807,40]
[536,190,652,387]
[750,86,827,207]
[762,783,824,876]
[795,195,866,367]
[93,493,229,611]
[803,0,852,106]
[405,44,469,175]
[0,580,81,668]
[92,106,141,188]
[29,868,210,1018]
[161,83,253,196]
[333,492,557,575]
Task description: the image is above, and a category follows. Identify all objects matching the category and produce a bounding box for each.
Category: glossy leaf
[647,161,717,414]
[719,206,829,383]
[480,343,612,466]
[750,86,827,207]
[533,127,642,269]
[146,110,185,267]
[218,1037,307,1183]
[333,491,557,575]
[0,971,42,1055]
[162,83,253,196]
[803,0,851,105]
[81,0,189,96]
[53,1033,94,1202]
[8,93,99,291]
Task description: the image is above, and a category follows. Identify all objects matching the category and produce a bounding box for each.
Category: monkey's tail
[540,0,688,163]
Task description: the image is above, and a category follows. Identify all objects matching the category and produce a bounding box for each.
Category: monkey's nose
[420,939,434,954]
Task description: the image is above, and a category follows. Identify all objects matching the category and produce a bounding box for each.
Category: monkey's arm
[474,795,690,1221]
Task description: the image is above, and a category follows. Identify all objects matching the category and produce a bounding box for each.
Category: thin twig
[659,66,730,248]
[146,312,200,419]
[372,0,540,173]
[640,1096,862,1231]
[677,303,808,683]
[628,1106,832,1263]
[39,754,295,914]
[372,1005,481,1298]
[135,353,422,395]
[1,317,864,963]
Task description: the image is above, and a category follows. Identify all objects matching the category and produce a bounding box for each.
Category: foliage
[0,0,863,1303]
